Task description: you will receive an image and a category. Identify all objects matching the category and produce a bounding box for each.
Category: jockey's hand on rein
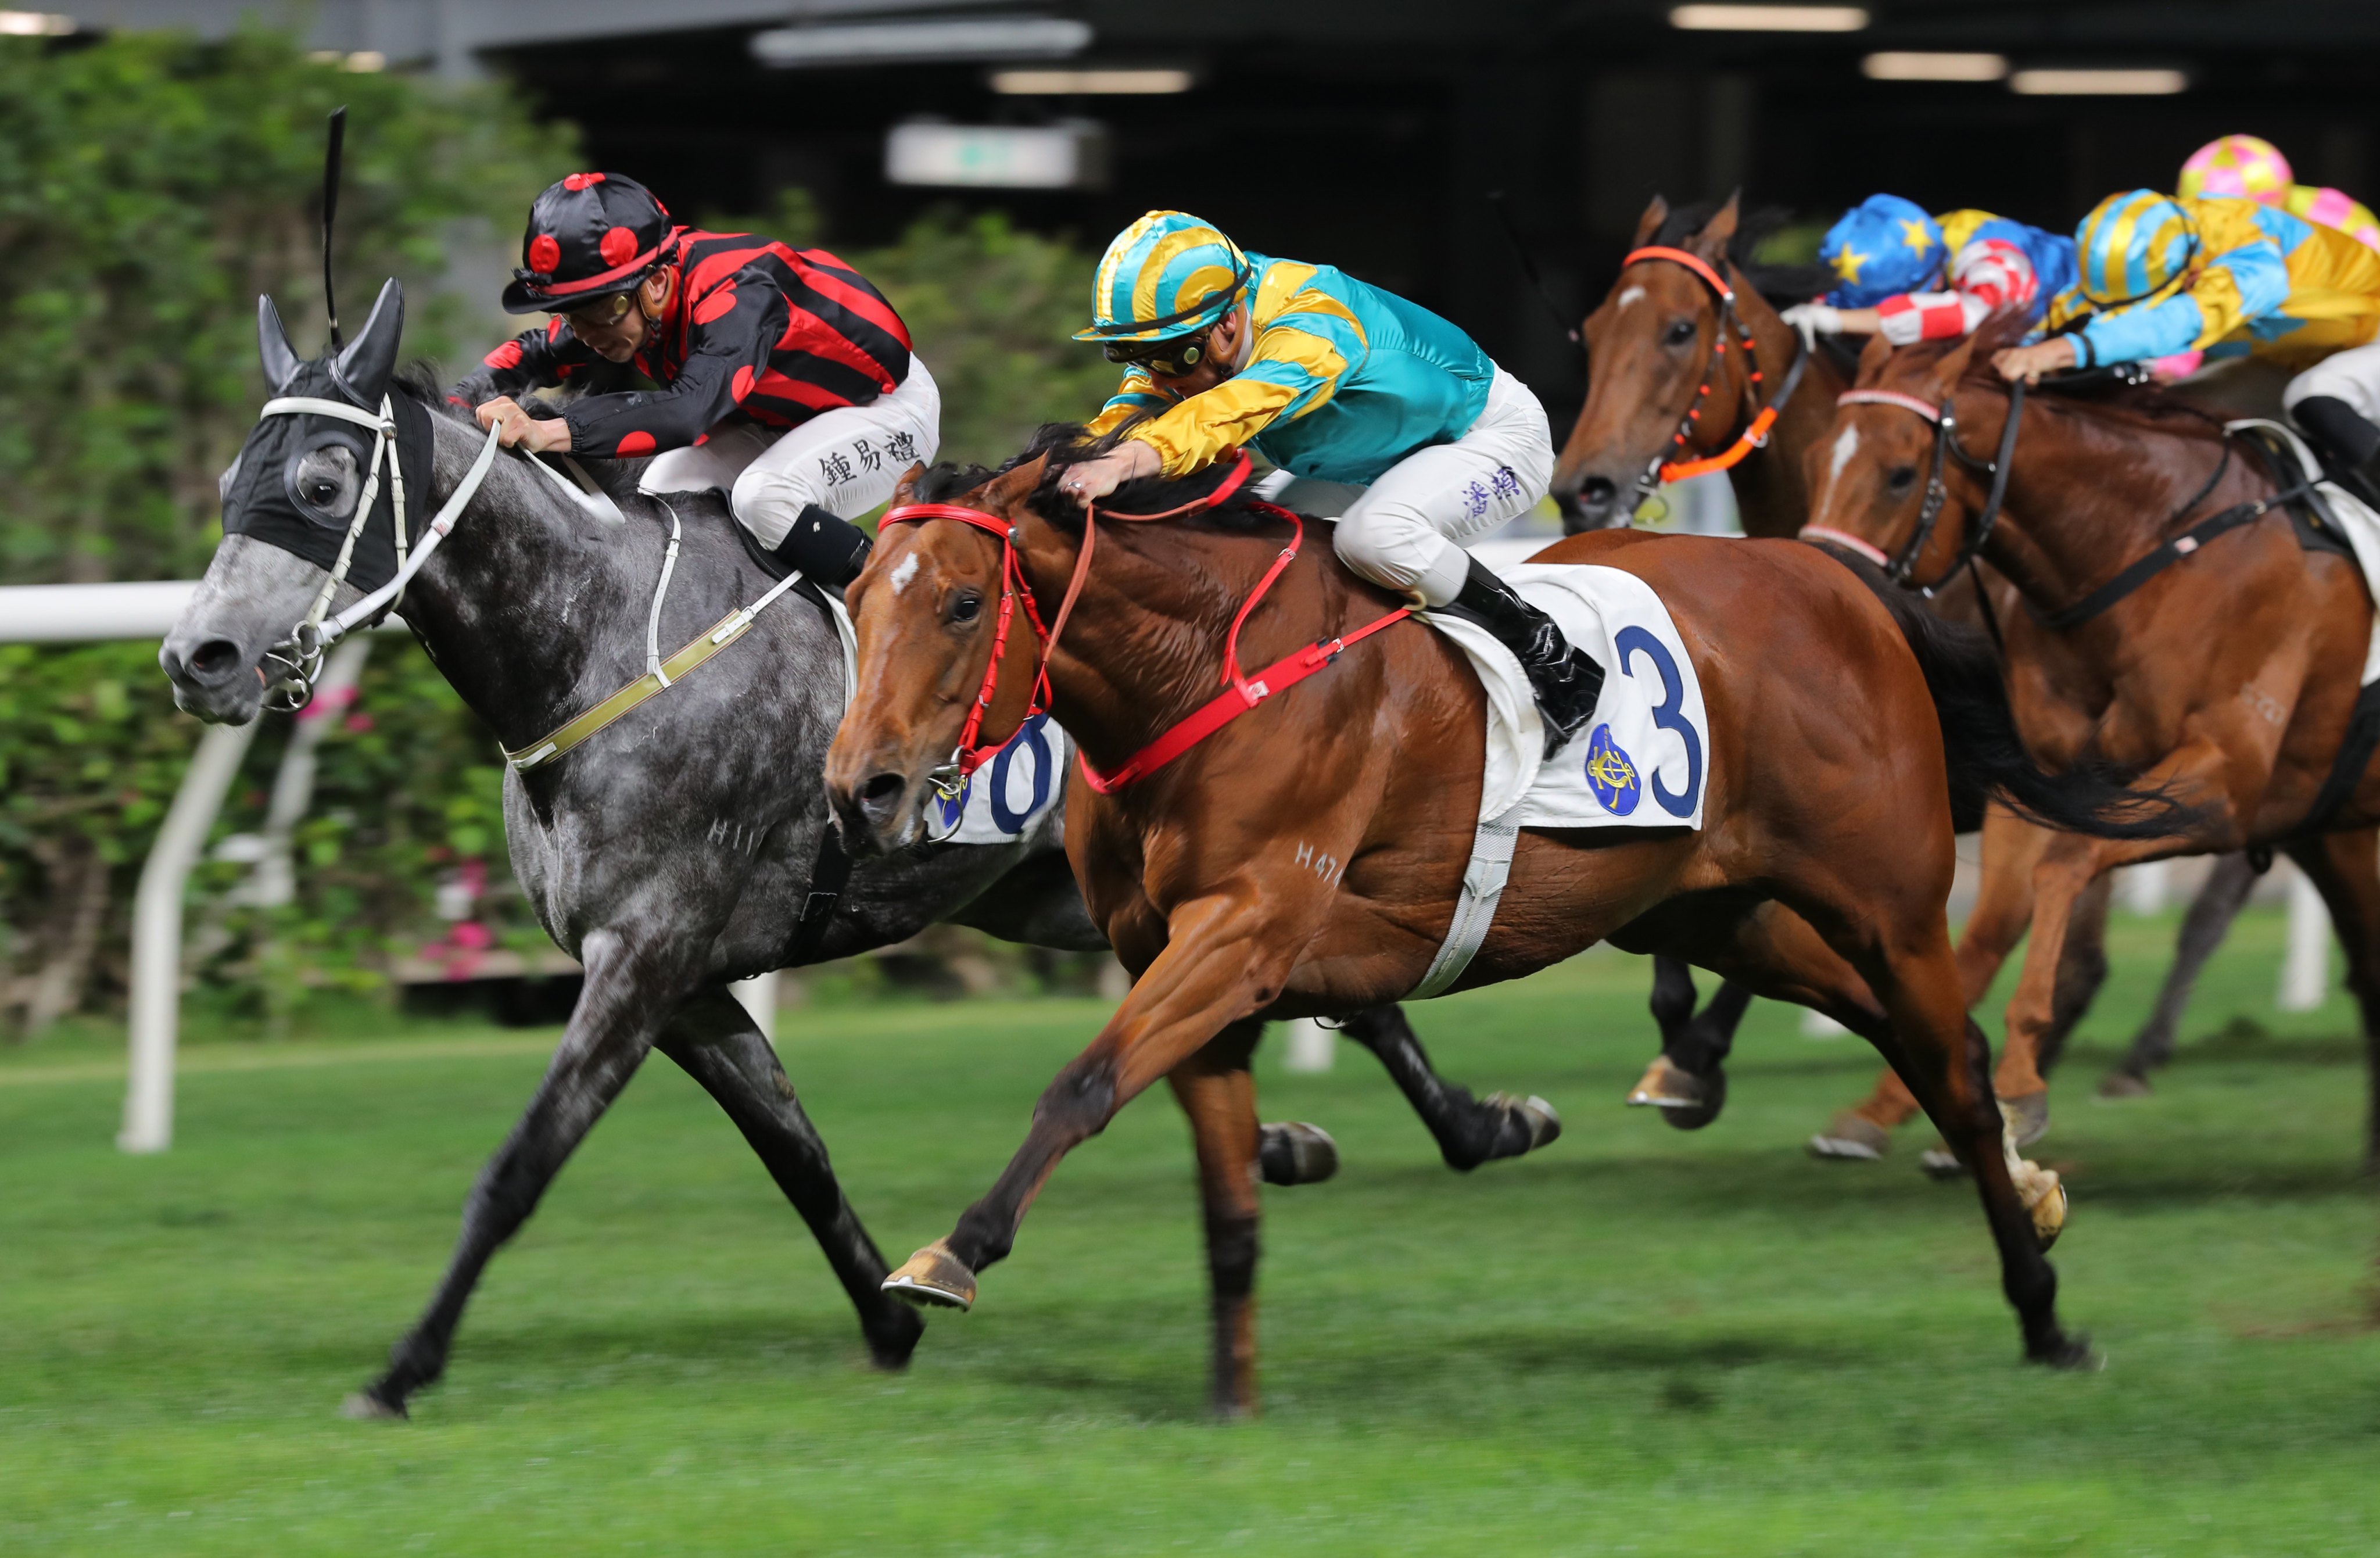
[475,396,572,454]
[1992,338,2077,386]
[1059,440,1161,512]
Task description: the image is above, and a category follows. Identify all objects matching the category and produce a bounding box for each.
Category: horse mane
[1928,317,2232,443]
[912,417,1294,536]
[395,363,657,499]
[1653,199,1834,305]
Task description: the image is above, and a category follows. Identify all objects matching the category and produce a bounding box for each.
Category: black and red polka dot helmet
[500,171,676,314]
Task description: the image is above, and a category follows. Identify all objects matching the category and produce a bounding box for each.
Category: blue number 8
[1615,626,1702,819]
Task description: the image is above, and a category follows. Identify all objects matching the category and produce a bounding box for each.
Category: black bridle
[1804,381,2026,597]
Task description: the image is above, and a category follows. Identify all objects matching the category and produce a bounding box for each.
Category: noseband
[1619,245,1812,513]
[1801,380,2026,595]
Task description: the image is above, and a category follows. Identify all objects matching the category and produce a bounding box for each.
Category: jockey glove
[2295,394,2380,472]
[770,503,874,587]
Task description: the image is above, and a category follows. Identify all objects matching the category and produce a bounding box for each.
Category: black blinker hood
[220,361,435,600]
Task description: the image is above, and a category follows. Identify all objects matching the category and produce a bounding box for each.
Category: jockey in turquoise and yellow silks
[1783,194,2076,346]
[1992,189,2380,485]
[1057,210,1605,750]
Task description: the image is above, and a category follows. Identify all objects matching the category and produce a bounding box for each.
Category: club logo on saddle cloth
[1425,564,1709,831]
[930,712,1071,844]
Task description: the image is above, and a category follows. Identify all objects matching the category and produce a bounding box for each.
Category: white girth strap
[1406,801,1522,1000]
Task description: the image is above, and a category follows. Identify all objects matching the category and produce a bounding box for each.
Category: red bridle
[1618,244,1806,499]
[877,448,1413,796]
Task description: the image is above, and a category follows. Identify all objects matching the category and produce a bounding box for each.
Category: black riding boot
[1436,555,1605,753]
[2292,395,2380,507]
[766,503,874,587]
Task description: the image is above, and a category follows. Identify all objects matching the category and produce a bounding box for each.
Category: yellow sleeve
[1085,367,1171,438]
[1120,323,1350,477]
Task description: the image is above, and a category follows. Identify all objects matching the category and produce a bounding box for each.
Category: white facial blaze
[1828,422,1861,485]
[1617,285,1647,310]
[888,552,920,596]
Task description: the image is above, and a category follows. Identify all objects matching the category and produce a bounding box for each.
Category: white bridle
[252,393,615,710]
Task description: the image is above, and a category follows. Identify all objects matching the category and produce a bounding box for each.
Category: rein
[880,448,1414,797]
[1619,245,1813,512]
[1802,381,2026,593]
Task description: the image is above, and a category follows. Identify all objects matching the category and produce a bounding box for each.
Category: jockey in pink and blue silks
[1054,210,1604,752]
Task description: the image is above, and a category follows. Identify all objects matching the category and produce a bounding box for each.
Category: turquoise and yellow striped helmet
[2074,189,2202,307]
[1074,210,1252,345]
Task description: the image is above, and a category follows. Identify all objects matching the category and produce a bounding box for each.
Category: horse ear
[1856,332,1894,382]
[1686,191,1741,262]
[891,461,927,508]
[1935,331,1983,388]
[983,453,1049,513]
[1630,194,1669,249]
[330,278,405,406]
[257,295,301,392]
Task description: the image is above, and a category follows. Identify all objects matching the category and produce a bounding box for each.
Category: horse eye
[951,593,982,624]
[304,477,340,504]
[1665,319,1696,346]
[1886,465,1918,492]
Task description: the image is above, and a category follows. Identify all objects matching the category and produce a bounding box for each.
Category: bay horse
[1554,194,2256,1138]
[1801,319,2380,1164]
[155,282,1556,1419]
[820,425,2175,1414]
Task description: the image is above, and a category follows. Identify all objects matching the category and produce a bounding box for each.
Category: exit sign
[884,121,1111,189]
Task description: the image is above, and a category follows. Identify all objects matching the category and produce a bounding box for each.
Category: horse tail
[1813,545,2197,840]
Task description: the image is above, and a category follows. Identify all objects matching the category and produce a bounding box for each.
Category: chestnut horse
[1549,194,2210,1137]
[1803,323,2380,1163]
[820,429,2168,1413]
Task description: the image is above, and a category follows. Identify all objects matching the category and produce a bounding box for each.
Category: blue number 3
[1615,626,1702,819]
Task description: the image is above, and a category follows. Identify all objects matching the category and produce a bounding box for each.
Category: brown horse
[1549,194,2174,1136]
[819,429,2160,1413]
[1802,323,2380,1163]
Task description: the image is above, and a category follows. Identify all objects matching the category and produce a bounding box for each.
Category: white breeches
[639,354,942,547]
[2283,342,2380,422]
[1330,365,1554,606]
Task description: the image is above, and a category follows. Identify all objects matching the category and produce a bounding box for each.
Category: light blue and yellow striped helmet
[2074,189,2202,307]
[1074,210,1253,345]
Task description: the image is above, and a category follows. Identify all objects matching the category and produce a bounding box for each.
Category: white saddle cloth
[1425,563,1712,830]
[927,712,1071,844]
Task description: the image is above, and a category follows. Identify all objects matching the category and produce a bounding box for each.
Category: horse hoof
[1625,1059,1723,1130]
[1998,1090,2051,1148]
[2030,1333,2101,1371]
[1919,1144,1971,1180]
[882,1241,976,1310]
[2096,1070,2151,1100]
[2025,1175,2069,1251]
[864,1301,927,1369]
[340,1389,406,1422]
[1486,1091,1563,1151]
[1259,1121,1340,1186]
[1806,1111,1890,1162]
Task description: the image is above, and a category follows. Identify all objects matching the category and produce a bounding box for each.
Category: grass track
[3,909,2378,1555]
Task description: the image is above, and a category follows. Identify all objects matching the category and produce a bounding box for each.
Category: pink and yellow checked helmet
[2178,134,2294,204]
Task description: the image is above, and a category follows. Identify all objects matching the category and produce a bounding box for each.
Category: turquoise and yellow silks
[1075,211,1251,345]
[2048,192,2380,369]
[1085,255,1495,485]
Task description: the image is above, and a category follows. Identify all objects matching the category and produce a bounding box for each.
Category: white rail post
[732,970,780,1045]
[2278,862,2332,1013]
[1282,1016,1335,1073]
[2121,859,2171,916]
[121,720,260,1154]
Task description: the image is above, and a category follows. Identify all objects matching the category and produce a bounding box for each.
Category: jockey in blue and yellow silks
[1994,189,2380,480]
[1057,210,1603,749]
[1781,194,2076,346]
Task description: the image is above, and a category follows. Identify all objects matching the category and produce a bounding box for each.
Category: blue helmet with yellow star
[1820,194,1947,309]
[1074,210,1253,349]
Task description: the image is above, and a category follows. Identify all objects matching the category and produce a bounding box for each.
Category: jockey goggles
[1100,328,1216,377]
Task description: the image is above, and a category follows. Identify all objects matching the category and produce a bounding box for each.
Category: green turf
[3,908,2378,1556]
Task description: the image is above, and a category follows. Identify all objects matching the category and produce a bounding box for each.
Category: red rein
[878,449,1412,794]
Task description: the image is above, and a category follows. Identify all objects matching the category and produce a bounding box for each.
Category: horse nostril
[856,772,907,826]
[185,639,243,684]
[1581,477,1617,508]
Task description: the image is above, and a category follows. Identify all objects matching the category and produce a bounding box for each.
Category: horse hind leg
[657,988,924,1369]
[1331,1004,1559,1173]
[2102,851,2257,1097]
[346,927,680,1419]
[2281,829,2380,1172]
[1628,965,1752,1131]
[1170,1020,1266,1417]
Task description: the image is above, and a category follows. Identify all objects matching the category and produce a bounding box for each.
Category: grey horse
[157,281,1558,1419]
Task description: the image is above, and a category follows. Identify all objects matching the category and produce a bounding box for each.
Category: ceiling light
[2009,67,2188,95]
[754,19,1092,69]
[991,67,1192,95]
[1863,51,2008,81]
[0,10,72,34]
[1669,5,1869,31]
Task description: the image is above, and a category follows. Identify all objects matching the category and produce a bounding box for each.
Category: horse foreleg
[657,988,923,1369]
[1169,1020,1265,1417]
[2014,872,2116,1131]
[1628,957,1751,1129]
[2103,851,2257,1096]
[349,927,680,1419]
[881,893,1306,1313]
[2281,828,2380,1172]
[1335,1004,1560,1170]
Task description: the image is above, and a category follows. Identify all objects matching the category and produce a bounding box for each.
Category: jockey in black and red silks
[452,171,937,583]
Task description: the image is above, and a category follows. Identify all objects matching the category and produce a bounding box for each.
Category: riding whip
[322,106,347,349]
